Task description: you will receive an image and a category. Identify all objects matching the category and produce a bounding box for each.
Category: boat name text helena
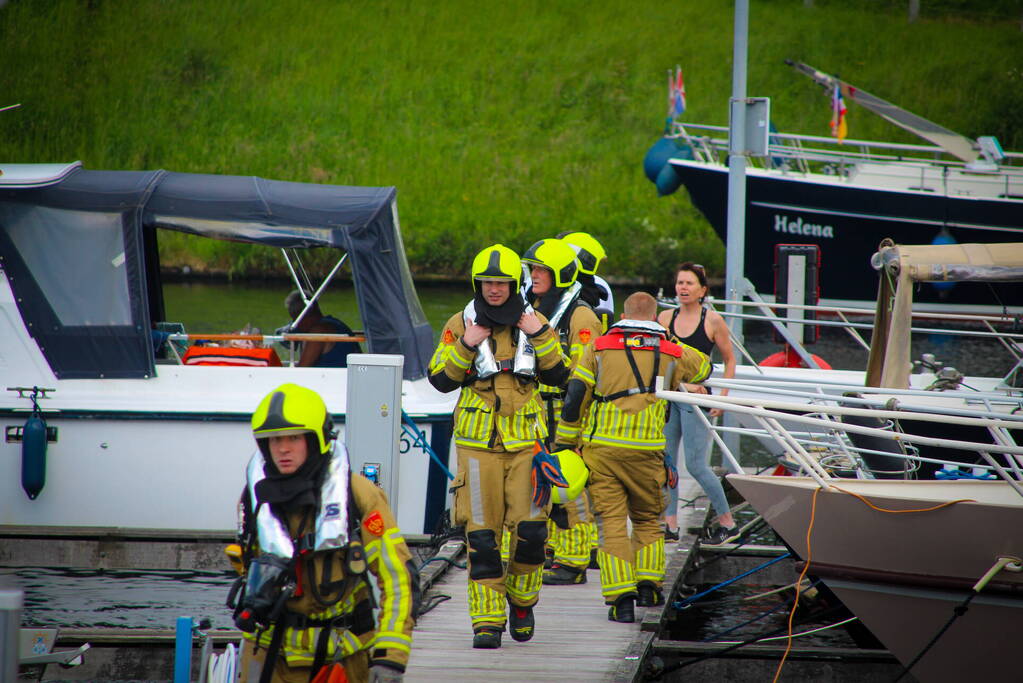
[774,214,835,238]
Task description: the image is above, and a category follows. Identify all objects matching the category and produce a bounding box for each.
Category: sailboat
[657,61,1023,310]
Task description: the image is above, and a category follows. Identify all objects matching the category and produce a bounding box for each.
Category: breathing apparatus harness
[592,320,681,403]
[462,299,537,383]
[585,320,680,445]
[227,443,375,681]
[535,281,586,442]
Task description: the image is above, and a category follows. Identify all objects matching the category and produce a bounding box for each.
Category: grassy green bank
[2,0,1020,282]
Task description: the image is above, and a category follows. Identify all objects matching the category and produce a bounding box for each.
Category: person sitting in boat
[285,290,362,368]
[520,238,601,588]
[657,262,738,546]
[232,383,418,683]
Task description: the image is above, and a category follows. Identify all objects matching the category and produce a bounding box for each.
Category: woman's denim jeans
[663,401,730,519]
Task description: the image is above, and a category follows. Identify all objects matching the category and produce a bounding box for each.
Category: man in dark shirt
[285,290,362,368]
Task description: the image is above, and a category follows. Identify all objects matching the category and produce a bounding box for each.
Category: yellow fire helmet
[471,243,522,292]
[550,448,589,504]
[558,231,607,276]
[521,238,580,289]
[251,383,334,455]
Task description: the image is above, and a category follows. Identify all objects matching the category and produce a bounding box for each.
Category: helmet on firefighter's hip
[557,231,606,276]
[550,448,589,504]
[251,383,335,457]
[521,238,580,290]
[471,243,522,292]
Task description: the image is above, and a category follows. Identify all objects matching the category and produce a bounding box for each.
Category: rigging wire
[648,604,848,678]
[714,615,859,645]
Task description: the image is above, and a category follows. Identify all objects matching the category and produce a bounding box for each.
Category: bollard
[0,590,22,683]
[174,616,193,683]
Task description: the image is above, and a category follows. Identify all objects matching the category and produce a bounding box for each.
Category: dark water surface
[2,567,239,631]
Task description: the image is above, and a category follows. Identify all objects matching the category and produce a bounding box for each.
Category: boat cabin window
[3,205,132,326]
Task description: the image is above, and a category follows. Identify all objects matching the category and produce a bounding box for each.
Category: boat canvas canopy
[866,240,1023,388]
[0,166,432,380]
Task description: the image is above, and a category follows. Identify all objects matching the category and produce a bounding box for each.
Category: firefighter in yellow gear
[551,232,614,577]
[519,237,601,586]
[234,384,418,683]
[427,244,569,649]
[556,292,711,622]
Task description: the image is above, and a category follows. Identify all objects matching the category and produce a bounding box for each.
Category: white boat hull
[1,276,457,535]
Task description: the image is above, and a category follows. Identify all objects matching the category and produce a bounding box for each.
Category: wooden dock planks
[405,559,649,682]
[404,479,709,682]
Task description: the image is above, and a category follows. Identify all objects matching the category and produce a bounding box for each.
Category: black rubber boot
[607,594,636,623]
[508,604,535,642]
[472,626,503,649]
[637,581,665,607]
[588,548,599,570]
[542,563,587,585]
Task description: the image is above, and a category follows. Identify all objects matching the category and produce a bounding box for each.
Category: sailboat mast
[786,60,979,163]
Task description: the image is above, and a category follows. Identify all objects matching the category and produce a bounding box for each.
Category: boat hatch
[0,166,432,380]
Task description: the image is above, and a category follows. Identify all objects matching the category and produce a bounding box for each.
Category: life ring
[759,348,832,370]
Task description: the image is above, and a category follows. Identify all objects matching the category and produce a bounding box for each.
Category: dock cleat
[508,604,535,642]
[607,594,636,623]
[636,581,664,607]
[472,626,503,649]
[542,563,586,585]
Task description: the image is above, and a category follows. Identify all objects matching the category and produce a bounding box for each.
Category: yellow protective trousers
[549,492,596,571]
[451,445,549,630]
[583,444,667,603]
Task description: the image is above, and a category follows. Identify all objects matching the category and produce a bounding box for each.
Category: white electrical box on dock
[345,354,403,511]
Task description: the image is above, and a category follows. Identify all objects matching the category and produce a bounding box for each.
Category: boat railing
[671,122,1023,173]
[656,387,1023,499]
[706,377,1023,420]
[164,332,366,367]
[659,286,1023,380]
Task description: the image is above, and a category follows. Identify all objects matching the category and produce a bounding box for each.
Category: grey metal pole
[725,0,749,350]
[723,0,751,461]
[0,590,22,683]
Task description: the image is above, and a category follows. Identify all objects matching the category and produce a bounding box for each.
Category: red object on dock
[759,345,832,370]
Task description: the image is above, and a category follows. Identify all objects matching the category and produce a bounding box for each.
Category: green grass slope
[1,0,1020,283]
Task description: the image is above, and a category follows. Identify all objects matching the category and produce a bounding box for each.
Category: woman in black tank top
[656,262,738,542]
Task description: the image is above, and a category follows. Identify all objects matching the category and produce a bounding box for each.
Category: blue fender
[655,162,684,196]
[22,414,47,499]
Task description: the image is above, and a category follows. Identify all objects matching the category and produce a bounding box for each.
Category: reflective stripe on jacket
[428,311,565,451]
[556,330,711,450]
[242,474,415,671]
